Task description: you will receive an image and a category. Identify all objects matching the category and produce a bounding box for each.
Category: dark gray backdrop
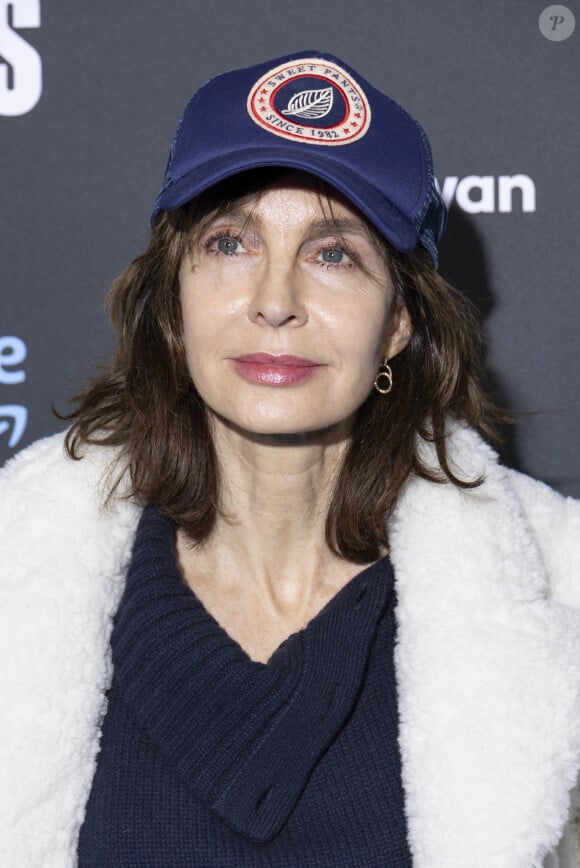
[1,0,579,495]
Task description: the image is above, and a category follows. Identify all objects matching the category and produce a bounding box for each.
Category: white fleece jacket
[1,427,580,868]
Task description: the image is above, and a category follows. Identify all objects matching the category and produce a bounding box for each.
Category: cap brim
[152,146,418,253]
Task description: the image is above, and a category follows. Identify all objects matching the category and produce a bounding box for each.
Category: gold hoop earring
[374,359,393,395]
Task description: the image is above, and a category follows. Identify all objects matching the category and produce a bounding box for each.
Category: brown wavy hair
[61,169,510,563]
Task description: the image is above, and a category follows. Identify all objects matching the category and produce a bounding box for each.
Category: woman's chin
[207,406,356,444]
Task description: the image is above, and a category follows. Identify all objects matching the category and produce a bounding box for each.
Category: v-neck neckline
[178,544,392,669]
[111,505,394,840]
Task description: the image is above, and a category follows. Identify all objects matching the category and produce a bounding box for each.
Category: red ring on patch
[247,58,371,146]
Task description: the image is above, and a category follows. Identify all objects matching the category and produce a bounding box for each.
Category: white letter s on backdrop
[0,0,42,116]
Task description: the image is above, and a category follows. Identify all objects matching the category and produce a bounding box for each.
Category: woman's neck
[178,416,357,615]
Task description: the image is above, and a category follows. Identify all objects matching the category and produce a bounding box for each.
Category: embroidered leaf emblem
[281,87,334,119]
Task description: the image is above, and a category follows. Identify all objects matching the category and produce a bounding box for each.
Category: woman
[1,51,579,868]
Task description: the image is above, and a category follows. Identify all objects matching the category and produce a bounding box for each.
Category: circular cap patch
[247,58,371,146]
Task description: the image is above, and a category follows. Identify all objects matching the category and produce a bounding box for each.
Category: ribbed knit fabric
[78,505,412,867]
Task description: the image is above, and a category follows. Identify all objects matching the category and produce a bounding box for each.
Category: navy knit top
[78,505,412,866]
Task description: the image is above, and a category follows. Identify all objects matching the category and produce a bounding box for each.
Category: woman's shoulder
[506,467,580,608]
[508,464,580,512]
[1,430,133,509]
[1,430,69,479]
[503,464,580,565]
[441,422,579,517]
[0,431,142,575]
[462,426,580,605]
[0,432,85,527]
[399,422,580,606]
[1,429,115,486]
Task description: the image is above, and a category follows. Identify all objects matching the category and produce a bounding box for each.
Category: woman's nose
[247,258,308,328]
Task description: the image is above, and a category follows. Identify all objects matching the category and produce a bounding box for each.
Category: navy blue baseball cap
[152,51,447,267]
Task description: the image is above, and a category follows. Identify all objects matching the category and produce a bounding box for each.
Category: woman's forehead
[214,187,365,226]
[198,169,382,240]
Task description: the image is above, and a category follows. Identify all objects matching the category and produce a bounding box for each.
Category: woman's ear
[383,305,412,360]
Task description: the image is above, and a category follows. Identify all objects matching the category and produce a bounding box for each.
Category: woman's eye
[202,232,247,256]
[216,236,242,255]
[318,246,352,267]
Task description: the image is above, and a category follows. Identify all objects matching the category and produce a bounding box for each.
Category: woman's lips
[232,353,322,386]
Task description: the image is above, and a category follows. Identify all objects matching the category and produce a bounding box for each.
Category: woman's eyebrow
[207,206,255,227]
[304,217,371,239]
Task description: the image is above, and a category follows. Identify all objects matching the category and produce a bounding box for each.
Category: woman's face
[178,175,411,438]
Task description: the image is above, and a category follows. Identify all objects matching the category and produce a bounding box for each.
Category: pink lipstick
[232,353,321,386]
